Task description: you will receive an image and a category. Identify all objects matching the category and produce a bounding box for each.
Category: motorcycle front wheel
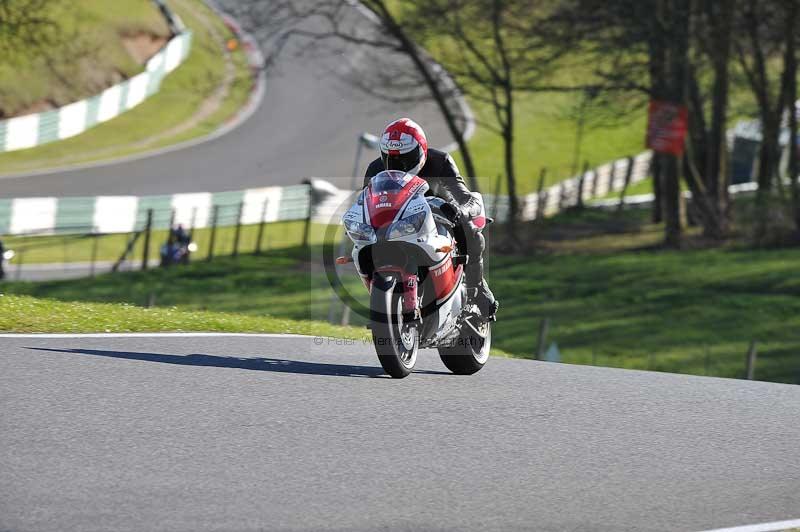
[438,320,491,375]
[370,274,419,379]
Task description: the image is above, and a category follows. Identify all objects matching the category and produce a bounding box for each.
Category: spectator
[172,224,190,245]
[0,238,5,280]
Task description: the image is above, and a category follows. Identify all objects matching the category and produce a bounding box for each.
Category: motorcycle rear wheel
[370,277,418,379]
[438,321,491,375]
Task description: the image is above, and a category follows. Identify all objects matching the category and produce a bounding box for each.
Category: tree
[682,0,735,239]
[782,0,799,236]
[541,0,691,247]
[650,0,692,248]
[400,0,567,245]
[542,0,774,246]
[237,0,566,246]
[734,0,797,239]
[0,0,62,62]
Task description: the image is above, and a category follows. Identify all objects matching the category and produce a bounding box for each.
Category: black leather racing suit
[364,148,497,316]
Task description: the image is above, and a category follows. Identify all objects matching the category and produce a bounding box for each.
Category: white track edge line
[0,333,319,339]
[696,518,800,532]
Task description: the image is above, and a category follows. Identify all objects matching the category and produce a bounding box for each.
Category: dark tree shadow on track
[26,347,449,378]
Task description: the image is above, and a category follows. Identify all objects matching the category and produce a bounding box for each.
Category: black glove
[440,201,462,224]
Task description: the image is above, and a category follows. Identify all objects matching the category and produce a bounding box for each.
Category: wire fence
[1,222,331,281]
[0,179,348,281]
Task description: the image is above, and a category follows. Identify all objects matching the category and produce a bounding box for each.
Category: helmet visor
[381,145,424,173]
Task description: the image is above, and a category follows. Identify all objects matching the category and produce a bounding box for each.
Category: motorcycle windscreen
[366,171,427,229]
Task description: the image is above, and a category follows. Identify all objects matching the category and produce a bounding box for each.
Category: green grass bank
[4,224,798,383]
[0,293,368,340]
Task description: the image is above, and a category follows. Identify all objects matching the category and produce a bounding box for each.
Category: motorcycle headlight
[344,219,376,242]
[387,211,427,240]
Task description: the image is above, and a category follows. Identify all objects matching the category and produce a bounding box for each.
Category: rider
[171,224,190,246]
[363,118,498,320]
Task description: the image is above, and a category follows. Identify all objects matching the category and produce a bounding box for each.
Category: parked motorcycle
[159,240,197,267]
[340,170,491,378]
[0,248,13,280]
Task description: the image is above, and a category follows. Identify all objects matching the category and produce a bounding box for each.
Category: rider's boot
[465,260,499,321]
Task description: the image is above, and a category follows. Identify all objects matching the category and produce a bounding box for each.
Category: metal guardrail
[0,151,655,238]
[310,152,656,227]
[0,17,192,153]
[515,151,653,221]
[588,180,778,209]
[0,185,312,236]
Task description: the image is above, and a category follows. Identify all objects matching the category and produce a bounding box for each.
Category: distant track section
[0,0,458,198]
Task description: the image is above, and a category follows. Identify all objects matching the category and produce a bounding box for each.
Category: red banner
[646,100,689,156]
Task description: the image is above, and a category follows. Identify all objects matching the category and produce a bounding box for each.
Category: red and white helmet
[379,118,428,175]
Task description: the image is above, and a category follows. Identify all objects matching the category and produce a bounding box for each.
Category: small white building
[730,101,800,184]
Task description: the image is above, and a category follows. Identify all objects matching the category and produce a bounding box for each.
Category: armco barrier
[0,27,192,153]
[0,153,654,237]
[0,185,311,236]
[478,151,653,224]
[589,181,765,209]
[313,152,655,226]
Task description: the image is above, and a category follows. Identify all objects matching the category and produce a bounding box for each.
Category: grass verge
[0,0,254,175]
[0,294,368,340]
[3,218,799,383]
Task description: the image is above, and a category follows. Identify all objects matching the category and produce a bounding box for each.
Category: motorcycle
[0,248,13,280]
[159,240,197,267]
[340,170,491,378]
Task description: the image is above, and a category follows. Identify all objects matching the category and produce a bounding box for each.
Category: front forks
[373,268,420,321]
[401,272,419,317]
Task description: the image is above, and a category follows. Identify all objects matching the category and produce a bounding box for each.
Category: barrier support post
[617,156,635,212]
[90,234,99,277]
[255,200,268,254]
[141,209,153,271]
[577,161,590,209]
[303,201,313,250]
[535,168,547,221]
[745,341,758,380]
[607,161,617,196]
[535,317,550,360]
[233,202,244,257]
[492,174,502,221]
[207,205,219,261]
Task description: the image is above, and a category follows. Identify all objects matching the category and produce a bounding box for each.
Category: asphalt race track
[2,5,799,529]
[2,260,160,282]
[0,0,456,198]
[2,334,799,532]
